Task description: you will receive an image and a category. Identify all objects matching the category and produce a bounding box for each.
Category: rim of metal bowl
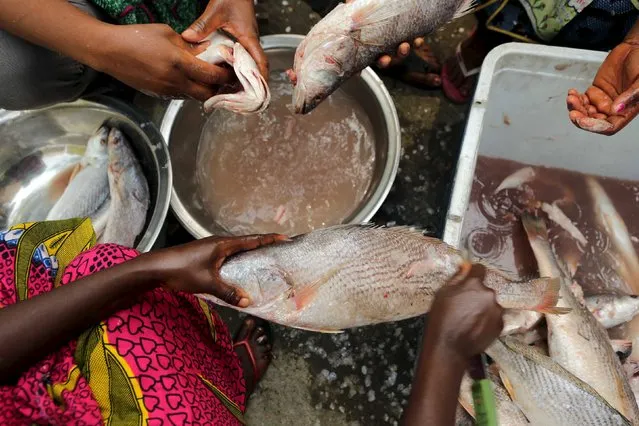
[0,96,172,252]
[161,34,401,239]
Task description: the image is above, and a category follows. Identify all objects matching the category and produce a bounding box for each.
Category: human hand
[144,234,287,307]
[428,264,504,360]
[342,0,423,69]
[567,39,639,135]
[95,24,232,101]
[182,0,268,78]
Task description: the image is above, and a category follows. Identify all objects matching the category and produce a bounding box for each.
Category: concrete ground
[138,2,475,424]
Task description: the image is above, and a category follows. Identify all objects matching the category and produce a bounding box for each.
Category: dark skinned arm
[403,265,504,425]
[0,0,232,101]
[0,234,285,385]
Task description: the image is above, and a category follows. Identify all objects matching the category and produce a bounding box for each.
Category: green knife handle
[472,379,498,426]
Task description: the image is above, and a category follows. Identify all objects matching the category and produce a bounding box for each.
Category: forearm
[0,254,161,384]
[0,0,113,70]
[403,322,468,425]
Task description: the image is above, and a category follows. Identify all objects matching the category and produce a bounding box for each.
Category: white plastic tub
[443,42,639,248]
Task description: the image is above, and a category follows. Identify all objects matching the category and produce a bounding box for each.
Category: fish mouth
[292,85,321,115]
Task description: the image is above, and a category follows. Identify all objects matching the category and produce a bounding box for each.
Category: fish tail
[530,277,571,314]
[453,0,478,20]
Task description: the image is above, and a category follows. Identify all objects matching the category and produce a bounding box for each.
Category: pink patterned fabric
[0,243,246,425]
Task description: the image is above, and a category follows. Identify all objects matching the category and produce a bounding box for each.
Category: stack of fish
[45,125,149,248]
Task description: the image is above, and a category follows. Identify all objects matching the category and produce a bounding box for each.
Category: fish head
[107,128,136,174]
[220,256,293,308]
[84,125,109,161]
[292,34,355,114]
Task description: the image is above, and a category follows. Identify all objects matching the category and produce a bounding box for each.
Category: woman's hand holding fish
[96,24,233,101]
[147,234,288,307]
[182,0,268,78]
[429,263,504,358]
[567,20,639,135]
[403,264,503,425]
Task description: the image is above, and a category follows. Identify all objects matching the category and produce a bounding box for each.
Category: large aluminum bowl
[0,97,172,252]
[161,34,401,238]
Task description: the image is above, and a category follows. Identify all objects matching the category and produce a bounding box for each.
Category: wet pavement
[136,1,474,424]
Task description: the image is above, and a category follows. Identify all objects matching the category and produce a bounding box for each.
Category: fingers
[575,116,615,135]
[217,234,289,259]
[566,89,588,116]
[613,81,639,113]
[183,81,217,102]
[585,86,614,114]
[182,8,217,42]
[182,56,233,87]
[377,55,392,68]
[398,42,410,58]
[414,37,424,48]
[234,32,269,79]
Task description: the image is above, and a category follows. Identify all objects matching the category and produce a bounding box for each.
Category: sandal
[441,39,482,104]
[233,317,273,393]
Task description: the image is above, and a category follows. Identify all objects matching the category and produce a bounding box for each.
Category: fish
[587,176,639,294]
[522,215,639,422]
[46,126,110,223]
[458,371,529,425]
[612,340,634,360]
[586,295,639,329]
[486,337,630,426]
[100,129,149,248]
[495,166,536,193]
[201,225,564,333]
[289,0,475,114]
[197,32,270,114]
[502,310,542,336]
[541,202,588,246]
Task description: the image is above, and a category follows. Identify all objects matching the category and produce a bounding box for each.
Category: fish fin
[350,2,402,31]
[293,265,343,310]
[458,396,475,419]
[292,325,344,334]
[530,277,571,314]
[453,0,479,20]
[48,163,80,201]
[498,371,516,401]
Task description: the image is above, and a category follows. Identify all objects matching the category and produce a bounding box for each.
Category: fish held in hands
[522,214,639,422]
[46,126,110,222]
[199,225,564,333]
[290,0,476,114]
[487,337,631,426]
[198,32,270,114]
[100,129,149,248]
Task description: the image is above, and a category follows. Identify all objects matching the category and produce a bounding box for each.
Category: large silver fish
[289,0,475,114]
[197,32,270,114]
[522,215,639,422]
[46,126,109,223]
[100,129,149,248]
[200,225,563,332]
[486,337,630,426]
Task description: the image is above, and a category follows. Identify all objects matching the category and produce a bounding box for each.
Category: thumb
[229,29,269,79]
[183,8,219,43]
[613,79,639,114]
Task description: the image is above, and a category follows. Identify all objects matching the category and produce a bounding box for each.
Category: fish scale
[200,225,564,332]
[487,337,630,425]
[291,0,474,113]
[522,215,639,422]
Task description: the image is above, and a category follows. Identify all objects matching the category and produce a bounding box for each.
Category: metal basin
[161,34,401,238]
[0,97,172,252]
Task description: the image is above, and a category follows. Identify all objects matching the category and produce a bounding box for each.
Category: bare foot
[233,317,273,396]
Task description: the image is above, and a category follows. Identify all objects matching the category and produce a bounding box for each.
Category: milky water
[196,70,376,236]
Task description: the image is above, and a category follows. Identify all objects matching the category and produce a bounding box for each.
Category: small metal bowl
[0,97,172,252]
[161,34,401,238]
